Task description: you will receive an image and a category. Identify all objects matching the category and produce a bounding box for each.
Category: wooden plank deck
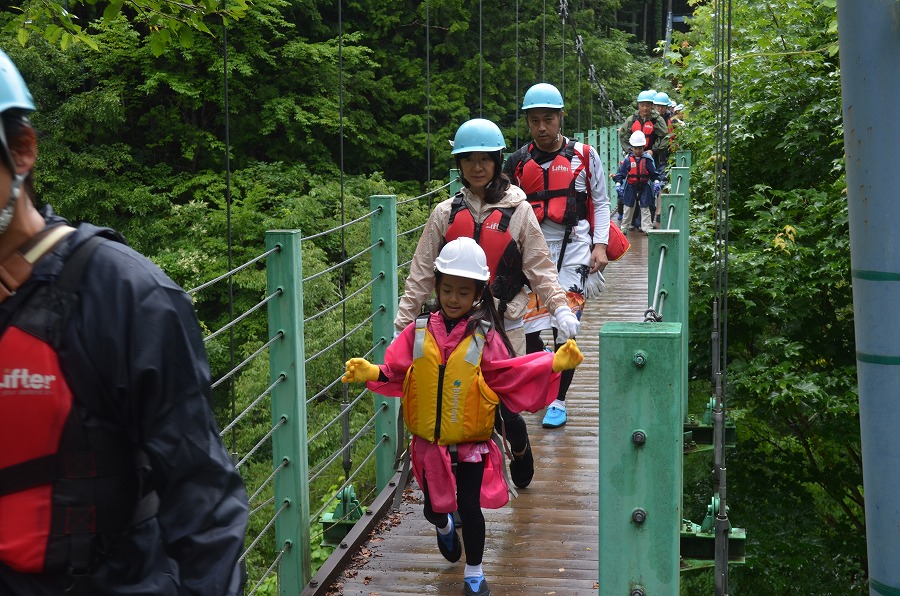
[324,228,650,596]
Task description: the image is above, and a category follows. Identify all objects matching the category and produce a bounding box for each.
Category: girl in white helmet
[612,130,663,234]
[343,237,583,596]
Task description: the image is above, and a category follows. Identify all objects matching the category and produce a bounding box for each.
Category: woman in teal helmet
[394,117,580,595]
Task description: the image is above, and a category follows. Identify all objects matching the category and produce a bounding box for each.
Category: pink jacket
[367,311,561,512]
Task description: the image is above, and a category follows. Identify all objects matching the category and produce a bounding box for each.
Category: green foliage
[8,0,248,54]
[667,1,866,592]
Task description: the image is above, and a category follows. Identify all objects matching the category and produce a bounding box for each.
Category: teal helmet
[653,92,671,106]
[451,118,506,154]
[522,83,564,110]
[0,49,36,235]
[637,90,656,103]
[0,50,35,116]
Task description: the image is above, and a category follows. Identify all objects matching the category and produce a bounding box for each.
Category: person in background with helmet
[395,118,580,490]
[612,129,663,235]
[502,82,610,431]
[650,91,673,228]
[619,89,669,160]
[0,48,248,594]
[346,237,583,596]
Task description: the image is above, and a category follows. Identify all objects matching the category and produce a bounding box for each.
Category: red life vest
[445,194,526,303]
[511,140,591,229]
[626,154,651,186]
[0,236,155,576]
[631,118,656,149]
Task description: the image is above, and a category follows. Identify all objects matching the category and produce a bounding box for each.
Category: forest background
[2,0,862,593]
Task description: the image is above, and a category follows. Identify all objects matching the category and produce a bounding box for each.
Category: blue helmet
[637,90,656,103]
[522,83,564,110]
[0,50,35,116]
[0,49,35,234]
[451,118,506,154]
[653,92,671,106]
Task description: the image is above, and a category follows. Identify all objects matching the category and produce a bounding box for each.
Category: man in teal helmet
[619,89,669,158]
[503,82,611,430]
[0,48,248,594]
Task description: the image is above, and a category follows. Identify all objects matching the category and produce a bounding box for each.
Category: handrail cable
[248,457,289,504]
[304,273,382,325]
[187,246,279,295]
[246,543,289,596]
[399,222,427,238]
[300,206,382,243]
[219,374,285,438]
[308,409,380,484]
[650,245,667,314]
[398,179,455,205]
[304,306,384,365]
[302,240,382,284]
[212,332,282,390]
[306,340,380,407]
[239,498,290,562]
[235,416,286,470]
[204,289,281,344]
[249,496,275,518]
[307,385,375,446]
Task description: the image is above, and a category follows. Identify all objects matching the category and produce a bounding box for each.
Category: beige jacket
[395,185,568,332]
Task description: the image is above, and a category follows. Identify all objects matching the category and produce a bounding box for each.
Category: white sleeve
[588,147,610,245]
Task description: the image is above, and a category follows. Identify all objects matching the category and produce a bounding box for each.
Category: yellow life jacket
[402,316,500,445]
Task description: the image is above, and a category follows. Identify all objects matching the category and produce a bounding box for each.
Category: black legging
[525,330,575,402]
[421,459,486,565]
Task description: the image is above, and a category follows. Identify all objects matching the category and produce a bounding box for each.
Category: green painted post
[598,322,683,595]
[574,131,585,143]
[588,129,598,149]
[450,168,462,195]
[608,126,621,179]
[266,230,311,593]
[674,149,692,169]
[370,195,400,492]
[648,228,689,421]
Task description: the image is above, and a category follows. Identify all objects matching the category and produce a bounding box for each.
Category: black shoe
[436,514,461,562]
[509,443,534,488]
[464,575,491,595]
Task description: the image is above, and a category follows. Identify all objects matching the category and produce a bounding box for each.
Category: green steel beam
[599,322,684,595]
[266,230,311,593]
[574,131,585,143]
[588,129,598,150]
[370,196,400,492]
[450,168,462,195]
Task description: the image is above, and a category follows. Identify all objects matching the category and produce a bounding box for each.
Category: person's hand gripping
[552,339,584,372]
[342,358,380,383]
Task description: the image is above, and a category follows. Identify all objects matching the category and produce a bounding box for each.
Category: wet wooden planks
[325,231,649,596]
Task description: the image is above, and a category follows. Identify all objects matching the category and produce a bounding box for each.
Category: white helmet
[629,130,647,148]
[434,237,490,281]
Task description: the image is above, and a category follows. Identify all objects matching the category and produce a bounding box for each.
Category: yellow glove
[552,339,584,372]
[342,358,381,383]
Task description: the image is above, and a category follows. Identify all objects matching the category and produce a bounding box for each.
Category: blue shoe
[542,405,567,428]
[464,574,491,596]
[616,213,623,221]
[436,514,461,562]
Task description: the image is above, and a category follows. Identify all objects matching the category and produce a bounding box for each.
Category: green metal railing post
[266,230,310,593]
[370,195,400,492]
[574,131,585,143]
[588,129,598,150]
[648,227,689,422]
[450,169,462,195]
[598,322,684,594]
[674,149,692,169]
